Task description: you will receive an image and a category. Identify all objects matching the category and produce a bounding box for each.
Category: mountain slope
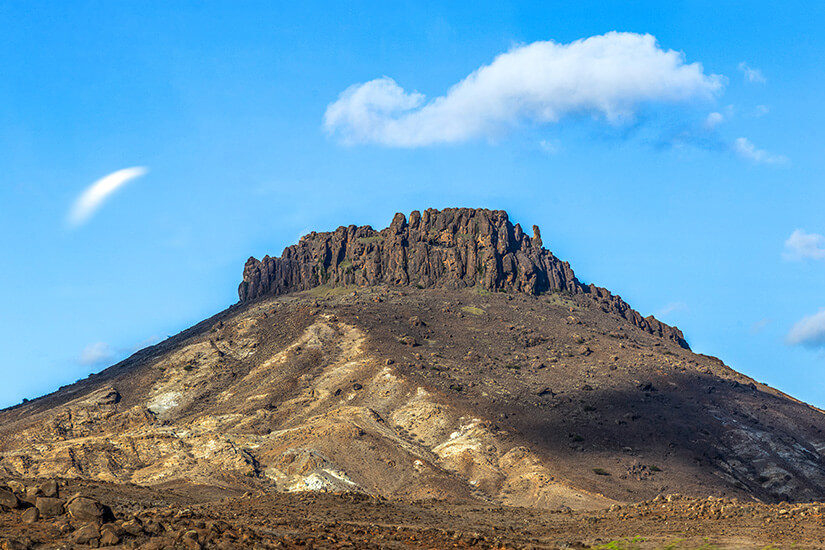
[2,208,825,509]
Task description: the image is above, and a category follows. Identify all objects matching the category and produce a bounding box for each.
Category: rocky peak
[239,208,688,348]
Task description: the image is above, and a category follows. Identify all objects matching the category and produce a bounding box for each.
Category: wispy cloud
[78,335,162,368]
[787,309,825,350]
[738,62,766,84]
[325,32,723,147]
[538,139,561,155]
[78,342,116,366]
[750,318,771,334]
[733,137,787,164]
[783,229,825,261]
[656,301,688,317]
[704,111,725,129]
[67,167,148,228]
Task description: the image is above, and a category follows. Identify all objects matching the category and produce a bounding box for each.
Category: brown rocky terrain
[2,478,825,549]
[3,207,825,548]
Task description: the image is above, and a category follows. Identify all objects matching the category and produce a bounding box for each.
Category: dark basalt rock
[239,208,688,349]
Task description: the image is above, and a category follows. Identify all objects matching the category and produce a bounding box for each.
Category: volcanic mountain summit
[2,207,825,515]
[239,208,688,348]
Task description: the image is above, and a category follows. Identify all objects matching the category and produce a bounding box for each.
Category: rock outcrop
[239,208,688,348]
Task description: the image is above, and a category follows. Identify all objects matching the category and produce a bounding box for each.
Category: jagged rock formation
[240,208,688,348]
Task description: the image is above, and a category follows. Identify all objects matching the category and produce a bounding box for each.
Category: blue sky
[1,1,824,409]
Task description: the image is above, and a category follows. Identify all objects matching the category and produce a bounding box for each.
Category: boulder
[37,480,59,498]
[72,523,100,545]
[99,522,125,544]
[35,497,65,518]
[99,529,119,546]
[399,335,417,347]
[6,481,25,495]
[67,496,114,523]
[20,508,39,524]
[182,530,201,550]
[121,519,144,536]
[0,488,19,509]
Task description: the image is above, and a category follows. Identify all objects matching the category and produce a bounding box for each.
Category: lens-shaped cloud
[787,309,825,350]
[67,167,148,228]
[324,32,724,147]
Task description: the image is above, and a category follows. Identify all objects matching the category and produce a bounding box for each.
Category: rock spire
[239,208,688,348]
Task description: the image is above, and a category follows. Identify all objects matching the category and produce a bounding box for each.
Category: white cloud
[656,301,687,317]
[539,139,561,155]
[704,111,724,128]
[733,137,787,164]
[79,342,116,366]
[783,229,825,261]
[738,62,766,84]
[787,309,825,349]
[754,104,770,117]
[325,32,723,147]
[67,167,148,228]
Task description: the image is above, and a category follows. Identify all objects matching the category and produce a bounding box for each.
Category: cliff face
[239,208,688,348]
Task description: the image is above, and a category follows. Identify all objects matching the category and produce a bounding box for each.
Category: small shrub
[504,364,521,370]
[649,464,662,472]
[594,536,645,550]
[592,468,610,476]
[461,306,485,316]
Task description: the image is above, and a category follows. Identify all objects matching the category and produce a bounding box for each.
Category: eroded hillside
[2,283,825,509]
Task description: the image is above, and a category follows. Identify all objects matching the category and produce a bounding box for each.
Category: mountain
[239,208,688,348]
[2,207,825,513]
